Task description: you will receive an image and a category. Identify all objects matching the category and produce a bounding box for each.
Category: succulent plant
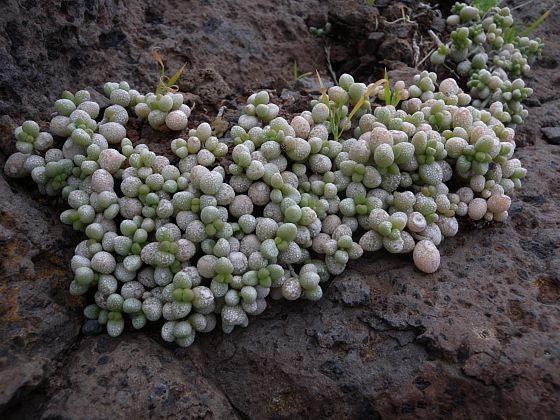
[4,21,533,347]
[103,81,191,132]
[430,2,543,126]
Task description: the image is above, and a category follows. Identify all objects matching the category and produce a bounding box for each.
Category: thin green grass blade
[383,68,391,106]
[471,0,498,13]
[521,7,553,37]
[166,64,186,89]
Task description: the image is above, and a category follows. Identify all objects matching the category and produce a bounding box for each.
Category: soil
[1,0,559,418]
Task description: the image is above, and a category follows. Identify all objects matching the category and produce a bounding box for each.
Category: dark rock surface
[0,173,83,410]
[1,0,559,418]
[541,127,560,145]
[41,335,237,419]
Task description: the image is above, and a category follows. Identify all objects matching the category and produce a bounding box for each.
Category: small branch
[428,29,443,46]
[443,62,461,80]
[510,0,533,11]
[416,47,436,69]
[412,32,421,68]
[324,42,337,83]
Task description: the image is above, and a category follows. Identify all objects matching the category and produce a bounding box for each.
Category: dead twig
[412,32,421,68]
[416,47,436,69]
[385,6,415,25]
[324,42,337,83]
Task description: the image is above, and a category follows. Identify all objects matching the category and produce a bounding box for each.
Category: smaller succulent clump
[430,2,543,126]
[104,81,191,132]
[13,120,53,154]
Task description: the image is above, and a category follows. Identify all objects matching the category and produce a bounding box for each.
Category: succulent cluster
[4,64,527,347]
[103,81,191,132]
[309,22,332,38]
[431,2,543,126]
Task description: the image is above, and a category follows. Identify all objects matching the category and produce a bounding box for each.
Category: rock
[0,361,46,408]
[431,15,446,33]
[295,75,334,94]
[378,36,414,66]
[0,176,82,413]
[1,0,560,418]
[541,127,560,145]
[280,88,302,102]
[0,115,17,156]
[328,1,379,34]
[198,197,560,418]
[86,86,113,110]
[180,68,233,107]
[330,271,371,307]
[82,320,104,336]
[41,335,238,419]
[525,95,541,107]
[365,32,385,55]
[374,0,391,7]
[0,0,328,121]
[388,65,420,88]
